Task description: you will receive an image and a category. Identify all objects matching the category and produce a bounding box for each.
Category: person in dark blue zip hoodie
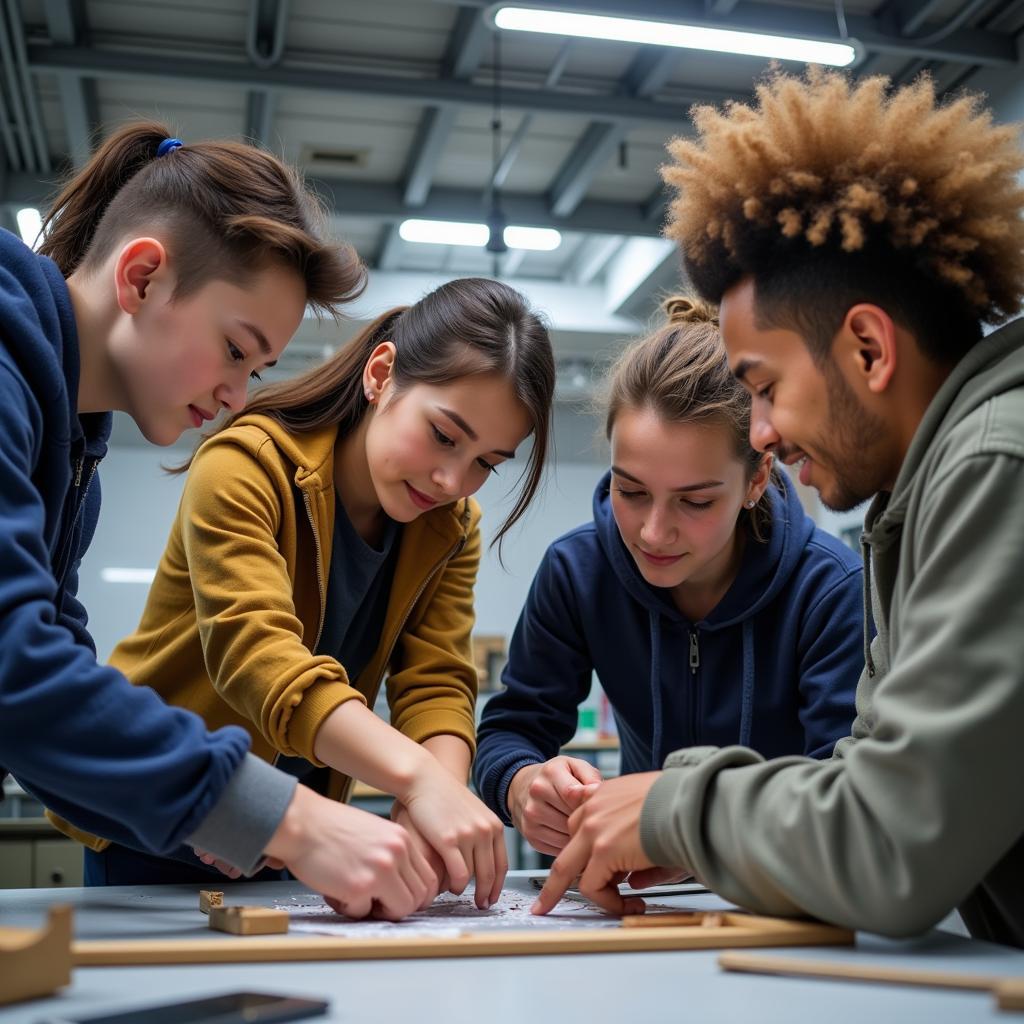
[475,297,863,857]
[0,120,437,918]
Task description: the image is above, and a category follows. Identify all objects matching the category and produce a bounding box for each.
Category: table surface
[2,872,1024,1024]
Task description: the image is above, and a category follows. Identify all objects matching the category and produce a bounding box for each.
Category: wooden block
[0,905,73,1005]
[208,906,289,936]
[995,979,1024,1011]
[198,890,224,915]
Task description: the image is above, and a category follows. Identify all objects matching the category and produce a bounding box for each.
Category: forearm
[422,733,472,782]
[313,699,433,802]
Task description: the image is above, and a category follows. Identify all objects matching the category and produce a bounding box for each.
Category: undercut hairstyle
[602,296,777,543]
[39,119,365,317]
[662,68,1024,365]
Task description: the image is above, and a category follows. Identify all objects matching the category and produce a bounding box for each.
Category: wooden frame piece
[208,906,289,936]
[198,890,224,915]
[0,905,72,1005]
[74,911,852,966]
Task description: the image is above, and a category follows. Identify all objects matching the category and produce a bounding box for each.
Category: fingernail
[530,900,541,914]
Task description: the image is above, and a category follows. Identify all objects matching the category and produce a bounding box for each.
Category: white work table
[2,872,1024,1023]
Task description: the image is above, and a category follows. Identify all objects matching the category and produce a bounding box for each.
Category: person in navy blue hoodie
[475,296,863,858]
[0,120,437,919]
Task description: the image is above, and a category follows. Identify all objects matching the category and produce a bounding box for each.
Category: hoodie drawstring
[649,612,663,770]
[738,619,755,747]
[860,533,876,677]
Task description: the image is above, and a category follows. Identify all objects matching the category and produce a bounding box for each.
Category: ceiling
[3,0,1023,391]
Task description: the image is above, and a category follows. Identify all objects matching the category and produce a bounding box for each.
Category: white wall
[78,411,609,662]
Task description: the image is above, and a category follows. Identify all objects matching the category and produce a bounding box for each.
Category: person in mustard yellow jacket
[51,277,555,910]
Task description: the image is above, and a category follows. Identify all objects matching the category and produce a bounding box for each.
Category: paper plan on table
[275,890,675,939]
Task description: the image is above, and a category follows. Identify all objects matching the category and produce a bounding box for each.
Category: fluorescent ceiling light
[504,225,561,251]
[399,219,562,251]
[101,567,156,584]
[493,7,858,68]
[16,207,42,250]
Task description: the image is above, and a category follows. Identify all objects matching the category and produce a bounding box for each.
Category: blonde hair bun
[662,295,719,326]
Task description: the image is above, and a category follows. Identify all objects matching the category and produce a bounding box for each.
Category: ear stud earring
[745,500,755,508]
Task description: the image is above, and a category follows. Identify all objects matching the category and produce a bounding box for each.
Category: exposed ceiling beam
[569,234,624,285]
[245,90,277,148]
[442,4,492,79]
[546,45,675,221]
[621,48,678,97]
[880,0,955,36]
[243,0,288,147]
[449,0,1017,65]
[501,248,528,276]
[705,0,740,13]
[402,7,489,209]
[7,171,664,237]
[403,106,458,206]
[548,122,623,217]
[376,223,405,270]
[43,0,97,168]
[23,45,742,127]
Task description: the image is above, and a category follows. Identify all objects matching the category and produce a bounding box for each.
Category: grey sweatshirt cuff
[186,754,297,874]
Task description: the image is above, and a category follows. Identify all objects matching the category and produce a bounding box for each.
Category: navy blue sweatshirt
[0,229,293,866]
[475,470,863,823]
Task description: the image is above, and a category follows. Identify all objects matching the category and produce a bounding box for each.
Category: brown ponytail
[38,120,365,317]
[603,294,778,543]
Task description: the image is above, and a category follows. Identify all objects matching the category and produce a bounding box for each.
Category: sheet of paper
[275,890,673,939]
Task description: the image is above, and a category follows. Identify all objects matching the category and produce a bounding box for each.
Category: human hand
[507,756,603,856]
[532,771,670,917]
[264,784,434,920]
[401,763,508,909]
[391,801,447,908]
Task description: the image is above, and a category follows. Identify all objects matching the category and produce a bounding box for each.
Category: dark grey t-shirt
[278,492,400,787]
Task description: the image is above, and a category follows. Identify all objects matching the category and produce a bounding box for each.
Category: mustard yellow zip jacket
[52,413,482,851]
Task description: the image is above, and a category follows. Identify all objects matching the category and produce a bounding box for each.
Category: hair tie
[156,138,184,157]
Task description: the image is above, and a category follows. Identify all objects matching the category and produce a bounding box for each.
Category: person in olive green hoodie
[534,68,1024,947]
[51,277,555,910]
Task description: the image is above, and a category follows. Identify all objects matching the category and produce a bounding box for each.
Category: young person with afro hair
[534,68,1024,946]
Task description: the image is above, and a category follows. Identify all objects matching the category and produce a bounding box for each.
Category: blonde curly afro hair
[662,68,1024,360]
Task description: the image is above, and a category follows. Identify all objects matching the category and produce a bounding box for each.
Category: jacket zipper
[688,628,701,748]
[54,455,100,586]
[302,490,328,652]
[689,630,700,675]
[365,533,467,702]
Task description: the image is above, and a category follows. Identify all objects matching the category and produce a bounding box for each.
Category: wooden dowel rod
[719,950,1000,992]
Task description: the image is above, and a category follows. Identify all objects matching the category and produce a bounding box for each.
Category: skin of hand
[531,771,685,917]
[259,784,436,920]
[388,734,474,907]
[507,756,603,856]
[313,701,507,910]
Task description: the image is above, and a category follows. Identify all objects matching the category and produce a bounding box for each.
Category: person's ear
[113,238,167,315]
[838,303,898,395]
[745,451,773,507]
[363,341,397,404]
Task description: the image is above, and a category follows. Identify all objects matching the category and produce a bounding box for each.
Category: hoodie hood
[859,318,1024,676]
[592,467,818,767]
[592,468,814,630]
[0,229,109,460]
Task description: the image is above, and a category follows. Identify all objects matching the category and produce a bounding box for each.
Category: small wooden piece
[621,910,725,929]
[720,951,1024,1013]
[208,906,289,936]
[198,890,224,915]
[996,979,1024,1011]
[0,905,72,1006]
